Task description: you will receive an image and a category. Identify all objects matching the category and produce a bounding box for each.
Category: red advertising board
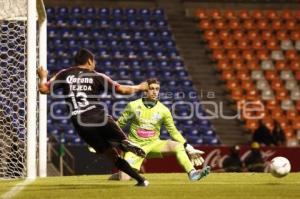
[143,146,300,173]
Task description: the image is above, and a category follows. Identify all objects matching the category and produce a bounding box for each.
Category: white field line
[0,179,35,199]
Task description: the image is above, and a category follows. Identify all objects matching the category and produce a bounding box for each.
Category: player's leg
[156,140,211,181]
[103,116,146,157]
[104,147,149,186]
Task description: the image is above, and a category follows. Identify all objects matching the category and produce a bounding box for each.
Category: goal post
[0,0,47,179]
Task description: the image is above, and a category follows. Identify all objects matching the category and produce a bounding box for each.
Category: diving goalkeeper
[108,78,210,181]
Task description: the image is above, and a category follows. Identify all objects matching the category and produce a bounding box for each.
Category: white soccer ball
[269,157,291,178]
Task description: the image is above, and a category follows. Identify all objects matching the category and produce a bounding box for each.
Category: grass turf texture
[0,179,23,195]
[2,173,300,199]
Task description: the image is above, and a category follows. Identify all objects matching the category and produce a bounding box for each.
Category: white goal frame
[27,0,47,179]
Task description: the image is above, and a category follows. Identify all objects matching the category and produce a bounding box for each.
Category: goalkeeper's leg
[160,140,210,181]
[161,140,194,173]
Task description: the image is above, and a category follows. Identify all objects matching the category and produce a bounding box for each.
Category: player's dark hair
[74,48,95,65]
[146,78,160,86]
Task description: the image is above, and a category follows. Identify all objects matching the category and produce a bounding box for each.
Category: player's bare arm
[116,81,148,95]
[37,66,51,94]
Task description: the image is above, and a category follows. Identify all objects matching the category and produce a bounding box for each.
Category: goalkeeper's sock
[115,157,145,183]
[174,144,195,173]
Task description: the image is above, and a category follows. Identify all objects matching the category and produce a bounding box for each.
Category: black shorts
[71,108,127,153]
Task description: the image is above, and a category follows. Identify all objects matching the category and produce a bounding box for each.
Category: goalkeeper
[108,78,210,181]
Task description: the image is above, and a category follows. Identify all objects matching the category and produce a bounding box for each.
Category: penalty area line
[0,179,35,199]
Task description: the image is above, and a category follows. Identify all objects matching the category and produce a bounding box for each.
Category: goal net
[0,0,47,179]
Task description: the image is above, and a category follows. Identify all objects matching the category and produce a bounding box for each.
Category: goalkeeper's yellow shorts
[123,139,168,171]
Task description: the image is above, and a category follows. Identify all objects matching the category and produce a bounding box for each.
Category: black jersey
[49,67,120,119]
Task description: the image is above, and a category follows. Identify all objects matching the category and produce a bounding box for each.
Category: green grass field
[1,173,300,199]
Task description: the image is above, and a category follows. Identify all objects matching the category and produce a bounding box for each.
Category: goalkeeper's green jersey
[117,98,186,144]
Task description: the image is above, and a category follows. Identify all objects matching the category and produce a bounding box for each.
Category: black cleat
[121,140,146,158]
[135,180,149,187]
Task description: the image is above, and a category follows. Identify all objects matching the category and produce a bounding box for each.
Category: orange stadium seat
[275,60,289,70]
[221,69,235,80]
[252,10,264,19]
[229,19,240,30]
[257,19,269,30]
[256,49,270,60]
[233,30,246,41]
[265,10,279,20]
[295,70,300,81]
[238,10,250,19]
[241,79,255,90]
[276,30,289,40]
[210,9,222,19]
[271,107,283,120]
[226,79,240,90]
[281,10,293,20]
[292,117,300,130]
[243,19,256,30]
[265,70,278,81]
[242,50,255,61]
[266,99,279,110]
[231,88,244,101]
[224,10,236,19]
[224,39,236,49]
[286,20,298,30]
[246,89,260,100]
[237,69,250,80]
[291,60,300,71]
[203,30,217,41]
[246,60,260,70]
[286,109,298,120]
[219,30,231,41]
[291,31,300,40]
[271,20,284,30]
[262,30,275,41]
[271,79,284,90]
[233,59,245,70]
[196,9,208,19]
[200,19,213,30]
[266,39,280,50]
[295,10,300,20]
[247,30,261,41]
[252,39,264,50]
[212,49,226,60]
[227,49,240,60]
[285,50,299,60]
[217,59,231,70]
[209,39,222,49]
[237,39,250,49]
[214,19,228,30]
[276,89,289,101]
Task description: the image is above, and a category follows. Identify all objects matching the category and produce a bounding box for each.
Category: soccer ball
[269,157,291,178]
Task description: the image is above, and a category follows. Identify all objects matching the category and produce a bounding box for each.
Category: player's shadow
[25,184,127,191]
[265,183,283,186]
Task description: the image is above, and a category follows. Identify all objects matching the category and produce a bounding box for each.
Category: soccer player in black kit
[38,48,149,186]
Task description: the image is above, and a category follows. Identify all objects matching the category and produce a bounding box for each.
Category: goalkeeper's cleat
[135,180,149,187]
[188,166,211,181]
[121,140,146,158]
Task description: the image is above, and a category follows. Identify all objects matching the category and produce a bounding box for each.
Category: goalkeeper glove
[185,143,205,167]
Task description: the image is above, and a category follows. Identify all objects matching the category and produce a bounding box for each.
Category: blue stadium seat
[57,7,68,16]
[71,7,82,16]
[152,9,165,19]
[98,8,110,17]
[85,7,96,16]
[112,8,123,18]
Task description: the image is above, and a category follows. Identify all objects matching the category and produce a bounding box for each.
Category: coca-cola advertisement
[143,146,300,172]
